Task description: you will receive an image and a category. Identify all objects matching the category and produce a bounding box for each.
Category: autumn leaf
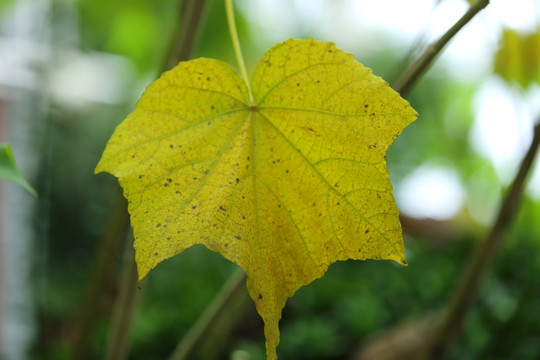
[96,38,417,359]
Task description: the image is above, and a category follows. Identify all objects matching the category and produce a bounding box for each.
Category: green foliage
[0,143,36,195]
[0,0,14,14]
[76,0,176,73]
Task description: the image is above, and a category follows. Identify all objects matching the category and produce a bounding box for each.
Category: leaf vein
[140,112,250,268]
[256,111,397,251]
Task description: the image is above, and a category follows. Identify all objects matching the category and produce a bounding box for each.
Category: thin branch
[162,0,212,72]
[168,268,247,360]
[430,120,540,358]
[352,119,540,360]
[70,198,129,360]
[392,0,490,97]
[104,233,139,360]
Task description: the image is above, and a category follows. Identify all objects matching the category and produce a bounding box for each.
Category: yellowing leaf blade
[245,40,416,357]
[96,39,418,360]
[96,58,251,279]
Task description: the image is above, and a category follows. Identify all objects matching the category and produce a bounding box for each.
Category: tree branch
[104,235,139,360]
[162,0,211,72]
[70,198,129,360]
[353,119,540,360]
[392,0,489,97]
[429,119,540,358]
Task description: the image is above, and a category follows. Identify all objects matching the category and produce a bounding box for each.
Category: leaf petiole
[225,0,254,105]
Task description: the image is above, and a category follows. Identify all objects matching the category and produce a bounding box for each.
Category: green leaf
[0,143,36,196]
[96,38,417,359]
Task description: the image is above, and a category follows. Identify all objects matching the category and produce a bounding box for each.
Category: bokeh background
[1,0,540,359]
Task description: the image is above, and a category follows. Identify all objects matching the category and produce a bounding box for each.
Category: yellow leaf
[96,38,417,359]
[523,31,540,86]
[494,28,540,89]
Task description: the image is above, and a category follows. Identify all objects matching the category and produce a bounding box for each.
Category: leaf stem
[392,0,490,97]
[225,0,254,105]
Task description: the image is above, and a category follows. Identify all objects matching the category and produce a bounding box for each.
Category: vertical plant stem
[163,0,211,71]
[104,233,139,360]
[168,268,247,360]
[225,0,254,105]
[429,120,540,358]
[392,0,490,97]
[70,198,129,360]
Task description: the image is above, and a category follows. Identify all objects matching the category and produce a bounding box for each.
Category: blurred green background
[1,0,540,359]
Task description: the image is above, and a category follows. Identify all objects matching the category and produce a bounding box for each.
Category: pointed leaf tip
[0,143,37,196]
